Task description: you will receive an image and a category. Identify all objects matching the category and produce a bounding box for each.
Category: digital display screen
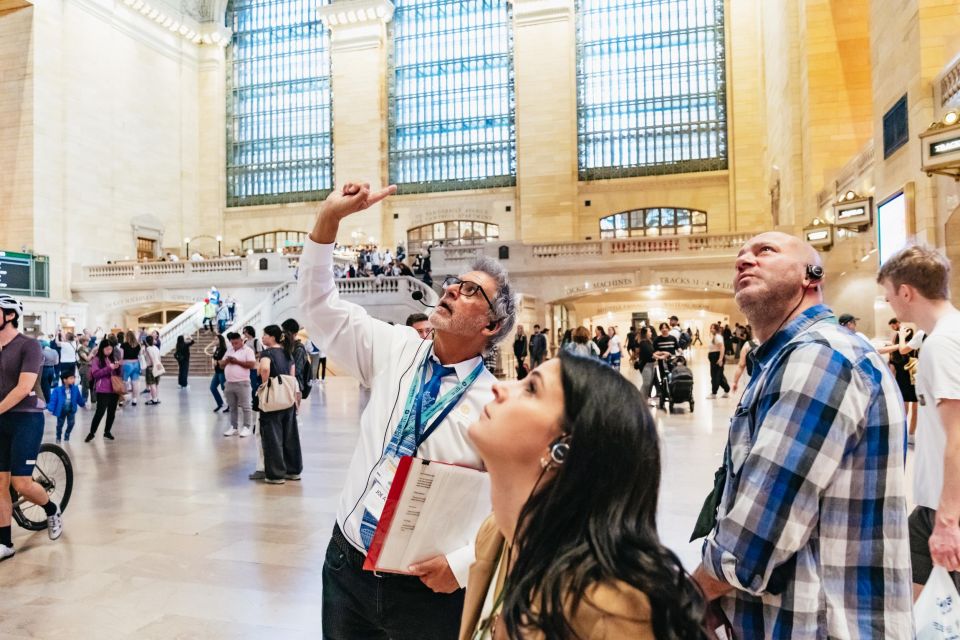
[877,192,908,265]
[0,254,32,294]
[931,136,960,157]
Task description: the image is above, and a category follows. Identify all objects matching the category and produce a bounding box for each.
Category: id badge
[362,456,400,521]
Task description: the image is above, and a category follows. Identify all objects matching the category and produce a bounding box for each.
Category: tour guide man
[299,182,517,639]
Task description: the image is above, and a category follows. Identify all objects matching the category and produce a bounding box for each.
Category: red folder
[364,455,416,574]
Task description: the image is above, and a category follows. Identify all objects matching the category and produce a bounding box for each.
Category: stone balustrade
[431,232,753,276]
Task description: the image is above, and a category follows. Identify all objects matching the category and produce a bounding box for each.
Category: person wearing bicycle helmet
[0,295,63,561]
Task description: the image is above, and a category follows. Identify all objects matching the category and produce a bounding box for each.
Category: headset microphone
[411,290,436,308]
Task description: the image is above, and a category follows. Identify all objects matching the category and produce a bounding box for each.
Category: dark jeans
[210,369,226,408]
[322,525,465,640]
[41,366,57,402]
[708,351,730,395]
[89,392,118,436]
[56,411,76,439]
[177,357,190,387]
[259,406,302,480]
[78,365,91,402]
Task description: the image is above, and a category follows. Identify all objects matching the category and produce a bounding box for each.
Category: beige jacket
[459,516,655,640]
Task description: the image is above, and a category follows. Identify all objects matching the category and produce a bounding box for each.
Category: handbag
[153,361,166,377]
[110,374,127,396]
[256,374,298,412]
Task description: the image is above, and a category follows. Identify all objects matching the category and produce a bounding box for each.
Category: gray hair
[470,256,517,354]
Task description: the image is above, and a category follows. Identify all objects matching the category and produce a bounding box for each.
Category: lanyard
[391,351,484,454]
[414,359,484,448]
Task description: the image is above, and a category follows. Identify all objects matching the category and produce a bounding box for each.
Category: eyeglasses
[442,276,498,318]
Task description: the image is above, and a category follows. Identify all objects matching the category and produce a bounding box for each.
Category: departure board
[0,251,49,297]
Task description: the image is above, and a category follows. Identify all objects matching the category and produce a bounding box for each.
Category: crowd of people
[2,180,955,639]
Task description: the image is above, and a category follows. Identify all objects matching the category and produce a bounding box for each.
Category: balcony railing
[431,233,752,275]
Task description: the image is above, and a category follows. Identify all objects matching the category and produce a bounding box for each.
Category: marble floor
[0,357,912,638]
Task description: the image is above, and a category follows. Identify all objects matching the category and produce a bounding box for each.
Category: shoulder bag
[255,351,297,412]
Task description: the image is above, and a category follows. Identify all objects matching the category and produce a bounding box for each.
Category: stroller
[655,355,695,413]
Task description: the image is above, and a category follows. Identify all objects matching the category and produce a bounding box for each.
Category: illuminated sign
[802,224,834,249]
[806,230,829,241]
[930,136,960,157]
[0,251,49,297]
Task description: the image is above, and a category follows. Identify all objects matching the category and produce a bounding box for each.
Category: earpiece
[805,264,824,282]
[541,435,571,469]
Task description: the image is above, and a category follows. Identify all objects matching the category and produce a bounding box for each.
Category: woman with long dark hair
[205,333,228,412]
[86,340,122,442]
[462,352,706,639]
[174,334,195,389]
[256,324,303,485]
[121,330,142,406]
[707,323,730,399]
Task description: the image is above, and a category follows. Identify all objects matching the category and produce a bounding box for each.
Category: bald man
[692,232,912,638]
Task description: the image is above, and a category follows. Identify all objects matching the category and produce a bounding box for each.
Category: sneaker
[238,427,252,438]
[55,438,61,444]
[264,477,286,485]
[213,406,223,413]
[222,406,231,413]
[908,433,916,446]
[132,401,137,406]
[707,394,717,399]
[248,470,265,480]
[223,428,239,437]
[104,433,115,440]
[721,392,729,398]
[84,433,95,443]
[284,473,301,481]
[64,436,70,442]
[47,507,63,540]
[0,545,14,562]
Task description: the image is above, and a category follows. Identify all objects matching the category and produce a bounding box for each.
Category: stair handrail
[158,301,205,356]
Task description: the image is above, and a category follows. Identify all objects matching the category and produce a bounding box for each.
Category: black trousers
[259,406,302,480]
[177,358,189,387]
[708,351,730,394]
[322,525,465,640]
[89,392,119,435]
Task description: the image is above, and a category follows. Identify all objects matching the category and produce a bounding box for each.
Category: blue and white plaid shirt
[702,305,913,638]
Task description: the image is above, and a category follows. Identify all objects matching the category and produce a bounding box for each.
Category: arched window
[599,208,707,239]
[225,0,334,207]
[576,0,727,179]
[407,221,500,255]
[389,0,516,194]
[241,230,308,253]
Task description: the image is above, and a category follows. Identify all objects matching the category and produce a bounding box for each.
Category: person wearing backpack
[256,324,303,484]
[281,318,313,400]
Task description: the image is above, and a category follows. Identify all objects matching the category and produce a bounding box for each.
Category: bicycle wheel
[11,443,74,531]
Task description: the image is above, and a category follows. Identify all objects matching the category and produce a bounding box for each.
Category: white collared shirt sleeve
[446,543,475,588]
[298,238,403,386]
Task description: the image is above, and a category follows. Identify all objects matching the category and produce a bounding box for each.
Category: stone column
[511,0,578,242]
[319,0,394,246]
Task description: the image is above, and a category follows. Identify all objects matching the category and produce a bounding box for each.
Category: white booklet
[364,456,491,575]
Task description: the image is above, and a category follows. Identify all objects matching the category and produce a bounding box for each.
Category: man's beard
[429,306,486,337]
[735,281,800,327]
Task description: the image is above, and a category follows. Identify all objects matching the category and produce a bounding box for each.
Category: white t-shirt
[607,334,621,355]
[914,311,960,509]
[709,333,724,353]
[58,340,77,364]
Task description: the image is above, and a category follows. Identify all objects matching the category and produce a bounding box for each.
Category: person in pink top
[219,332,257,437]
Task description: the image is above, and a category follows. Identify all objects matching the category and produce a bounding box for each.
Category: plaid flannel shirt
[702,305,912,638]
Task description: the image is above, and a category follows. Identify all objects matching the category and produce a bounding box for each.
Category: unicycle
[9,443,73,531]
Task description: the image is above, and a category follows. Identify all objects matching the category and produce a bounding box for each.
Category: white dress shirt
[298,238,494,587]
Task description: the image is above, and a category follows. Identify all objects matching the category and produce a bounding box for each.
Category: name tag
[362,455,399,521]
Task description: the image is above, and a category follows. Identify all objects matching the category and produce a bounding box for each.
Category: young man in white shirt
[300,182,517,640]
[878,245,960,598]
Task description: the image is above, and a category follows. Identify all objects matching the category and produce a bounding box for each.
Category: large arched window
[576,0,727,180]
[225,0,334,207]
[407,221,500,255]
[599,208,707,238]
[389,0,516,194]
[241,230,308,253]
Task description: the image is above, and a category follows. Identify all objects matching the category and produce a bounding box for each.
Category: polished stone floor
[0,356,912,638]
